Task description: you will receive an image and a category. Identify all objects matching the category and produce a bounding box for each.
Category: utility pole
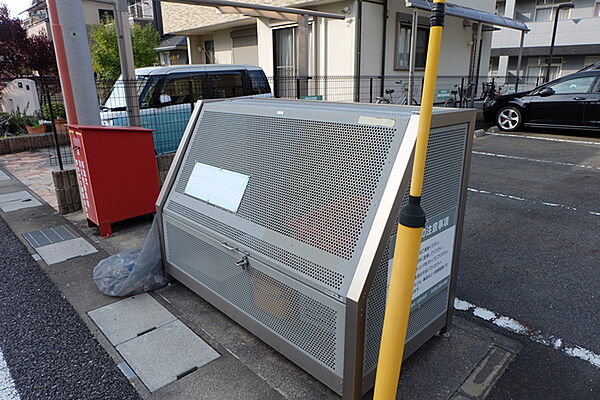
[114,0,142,126]
[50,0,101,125]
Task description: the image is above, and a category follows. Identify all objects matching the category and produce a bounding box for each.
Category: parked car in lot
[100,64,272,154]
[483,65,600,132]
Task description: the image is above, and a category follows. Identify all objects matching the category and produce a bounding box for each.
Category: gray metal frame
[156,99,476,399]
[343,109,476,398]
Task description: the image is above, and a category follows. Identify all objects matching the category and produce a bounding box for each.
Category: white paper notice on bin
[184,162,250,212]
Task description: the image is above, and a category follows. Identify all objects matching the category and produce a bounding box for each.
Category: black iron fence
[0,75,71,168]
[1,73,545,167]
[269,74,543,104]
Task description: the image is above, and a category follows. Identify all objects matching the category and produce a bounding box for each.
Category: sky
[3,0,32,17]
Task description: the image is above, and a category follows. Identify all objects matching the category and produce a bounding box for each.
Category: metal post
[546,12,560,83]
[53,0,101,124]
[152,0,164,35]
[471,22,483,108]
[380,0,388,98]
[312,17,319,97]
[355,0,363,102]
[115,0,142,126]
[370,77,374,103]
[546,3,574,83]
[373,1,447,396]
[408,9,418,105]
[44,80,64,171]
[46,0,78,124]
[515,30,525,92]
[297,14,309,98]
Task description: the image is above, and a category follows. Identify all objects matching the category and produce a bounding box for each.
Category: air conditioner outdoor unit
[156,98,475,399]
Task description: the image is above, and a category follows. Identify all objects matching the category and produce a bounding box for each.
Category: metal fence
[269,74,543,104]
[0,75,71,168]
[2,73,545,168]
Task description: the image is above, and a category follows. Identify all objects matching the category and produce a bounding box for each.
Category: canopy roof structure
[164,0,345,23]
[405,0,530,32]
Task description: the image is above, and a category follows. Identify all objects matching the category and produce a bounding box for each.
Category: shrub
[0,111,38,136]
[41,102,67,120]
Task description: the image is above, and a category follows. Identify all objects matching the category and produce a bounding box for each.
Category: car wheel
[496,106,522,132]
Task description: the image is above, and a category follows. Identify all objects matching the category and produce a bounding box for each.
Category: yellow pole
[373,1,446,399]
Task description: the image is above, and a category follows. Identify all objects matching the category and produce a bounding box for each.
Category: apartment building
[161,0,519,96]
[492,0,600,83]
[23,0,155,39]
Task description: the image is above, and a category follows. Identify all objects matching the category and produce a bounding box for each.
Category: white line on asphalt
[472,151,600,171]
[484,132,600,147]
[467,188,600,216]
[454,298,600,369]
[0,349,20,400]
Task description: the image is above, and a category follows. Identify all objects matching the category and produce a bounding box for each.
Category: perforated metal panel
[163,216,345,373]
[158,98,474,398]
[363,124,469,374]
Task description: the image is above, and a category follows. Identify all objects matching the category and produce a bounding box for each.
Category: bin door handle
[220,242,235,251]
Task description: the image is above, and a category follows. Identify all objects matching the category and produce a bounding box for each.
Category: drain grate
[23,225,78,248]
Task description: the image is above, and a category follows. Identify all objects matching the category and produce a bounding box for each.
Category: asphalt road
[457,129,600,399]
[0,216,141,400]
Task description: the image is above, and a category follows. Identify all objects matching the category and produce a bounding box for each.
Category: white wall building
[492,0,600,85]
[23,0,156,39]
[160,0,526,100]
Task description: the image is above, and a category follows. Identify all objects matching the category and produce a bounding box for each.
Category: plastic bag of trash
[93,219,169,297]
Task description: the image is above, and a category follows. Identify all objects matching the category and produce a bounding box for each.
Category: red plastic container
[67,124,159,238]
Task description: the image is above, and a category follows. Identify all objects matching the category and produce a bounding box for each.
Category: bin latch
[235,256,249,271]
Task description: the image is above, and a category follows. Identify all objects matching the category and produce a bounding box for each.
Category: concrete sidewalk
[0,163,522,400]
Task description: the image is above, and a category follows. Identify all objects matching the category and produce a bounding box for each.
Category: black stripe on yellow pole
[373,1,446,399]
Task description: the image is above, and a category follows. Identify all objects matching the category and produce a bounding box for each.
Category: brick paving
[0,150,60,210]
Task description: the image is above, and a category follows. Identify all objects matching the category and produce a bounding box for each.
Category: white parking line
[0,349,20,400]
[484,132,600,147]
[473,151,600,171]
[467,188,600,217]
[454,298,600,369]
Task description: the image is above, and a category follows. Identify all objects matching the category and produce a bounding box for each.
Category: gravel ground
[0,216,141,400]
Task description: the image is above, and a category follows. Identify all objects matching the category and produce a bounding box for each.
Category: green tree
[89,21,160,83]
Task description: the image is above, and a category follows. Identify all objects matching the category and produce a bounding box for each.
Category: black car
[483,66,600,132]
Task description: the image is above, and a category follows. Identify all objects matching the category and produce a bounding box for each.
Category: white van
[100,64,271,154]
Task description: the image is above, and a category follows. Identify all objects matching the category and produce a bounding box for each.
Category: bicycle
[443,82,475,108]
[376,80,418,105]
[481,81,509,107]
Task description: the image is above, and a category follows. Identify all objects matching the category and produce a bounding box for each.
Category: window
[528,57,563,83]
[247,70,271,95]
[534,0,572,21]
[158,75,204,105]
[547,76,597,94]
[595,3,600,17]
[203,71,244,98]
[394,20,429,70]
[204,40,215,64]
[495,1,506,16]
[98,9,114,23]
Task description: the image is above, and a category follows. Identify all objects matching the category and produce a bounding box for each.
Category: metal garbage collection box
[156,98,475,398]
[67,125,160,238]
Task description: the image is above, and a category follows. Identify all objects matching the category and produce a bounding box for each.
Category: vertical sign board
[387,208,458,310]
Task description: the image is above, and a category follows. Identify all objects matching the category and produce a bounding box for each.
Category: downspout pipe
[380,0,388,97]
[46,0,78,124]
[354,0,363,102]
